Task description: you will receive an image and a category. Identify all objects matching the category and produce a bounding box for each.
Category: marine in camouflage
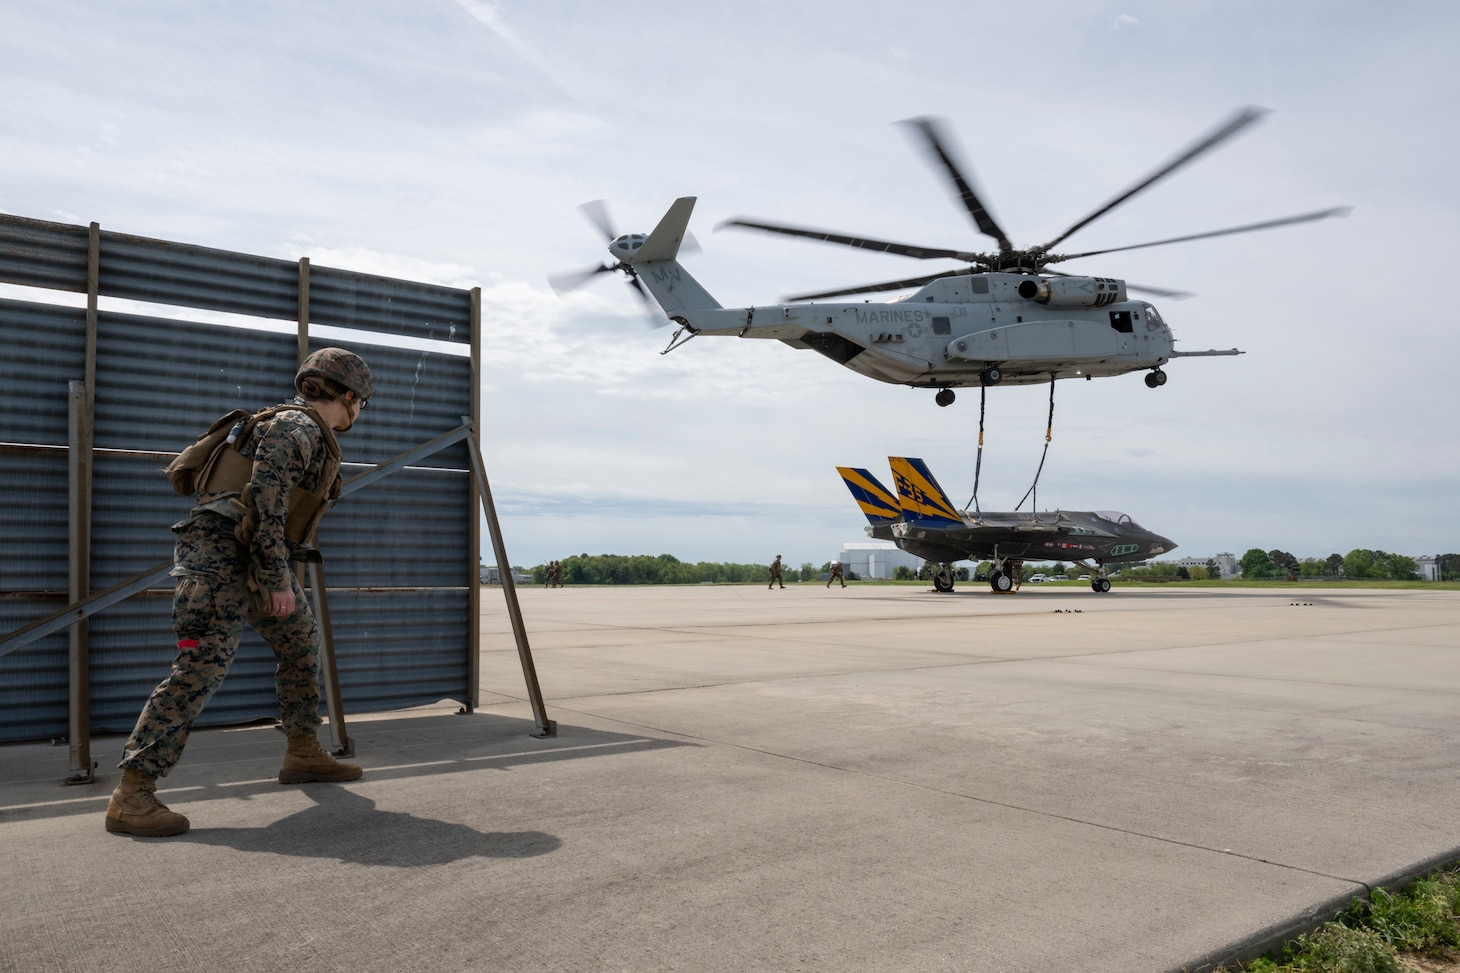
[120,398,339,778]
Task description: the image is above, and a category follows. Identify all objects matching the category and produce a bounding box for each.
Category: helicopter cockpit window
[1141,303,1165,330]
[932,316,951,336]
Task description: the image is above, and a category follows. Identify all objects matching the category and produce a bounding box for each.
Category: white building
[837,542,928,580]
[1157,553,1241,578]
[1415,556,1440,582]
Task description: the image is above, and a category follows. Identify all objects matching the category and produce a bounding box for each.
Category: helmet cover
[295,347,374,402]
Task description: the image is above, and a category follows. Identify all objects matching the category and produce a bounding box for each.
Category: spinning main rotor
[718,107,1349,302]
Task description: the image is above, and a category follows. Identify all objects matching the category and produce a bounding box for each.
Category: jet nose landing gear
[1144,368,1168,388]
[935,388,956,407]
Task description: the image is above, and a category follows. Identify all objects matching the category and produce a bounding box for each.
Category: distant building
[1415,556,1440,582]
[838,542,927,580]
[1156,553,1240,578]
[481,565,532,584]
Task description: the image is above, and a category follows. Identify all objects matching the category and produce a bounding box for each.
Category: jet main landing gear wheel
[933,567,955,592]
[990,571,1013,593]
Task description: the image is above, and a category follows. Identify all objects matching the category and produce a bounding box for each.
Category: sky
[2,1,1457,568]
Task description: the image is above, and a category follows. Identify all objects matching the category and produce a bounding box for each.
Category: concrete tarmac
[3,584,1459,972]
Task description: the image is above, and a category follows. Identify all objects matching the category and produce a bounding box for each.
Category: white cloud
[4,1,1457,568]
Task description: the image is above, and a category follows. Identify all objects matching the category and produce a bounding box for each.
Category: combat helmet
[295,347,373,403]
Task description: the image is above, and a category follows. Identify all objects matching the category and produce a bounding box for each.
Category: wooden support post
[463,420,554,737]
[297,257,311,366]
[64,222,101,784]
[305,558,351,756]
[467,287,482,713]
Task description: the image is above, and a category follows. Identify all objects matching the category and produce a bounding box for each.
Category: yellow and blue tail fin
[836,467,901,525]
[888,457,963,525]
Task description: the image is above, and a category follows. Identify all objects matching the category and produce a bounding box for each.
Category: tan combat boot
[279,733,362,784]
[105,768,190,837]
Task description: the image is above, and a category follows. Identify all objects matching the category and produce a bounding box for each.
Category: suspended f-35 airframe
[840,457,1177,594]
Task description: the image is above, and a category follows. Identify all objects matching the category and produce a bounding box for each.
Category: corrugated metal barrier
[0,211,546,778]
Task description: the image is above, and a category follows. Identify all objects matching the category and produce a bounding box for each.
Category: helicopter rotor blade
[626,272,650,303]
[718,218,978,261]
[1048,206,1353,263]
[623,271,674,328]
[900,116,1013,252]
[578,199,618,243]
[784,268,970,302]
[547,262,618,295]
[1040,105,1271,252]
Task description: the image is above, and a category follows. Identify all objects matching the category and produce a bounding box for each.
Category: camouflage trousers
[119,515,322,777]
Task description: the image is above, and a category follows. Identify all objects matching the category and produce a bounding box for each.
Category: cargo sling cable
[964,373,1058,517]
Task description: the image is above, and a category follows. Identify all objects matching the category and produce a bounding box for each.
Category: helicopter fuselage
[610,197,1239,400]
[647,263,1176,389]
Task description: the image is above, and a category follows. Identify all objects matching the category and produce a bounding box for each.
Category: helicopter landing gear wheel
[933,567,955,592]
[1144,369,1167,388]
[1092,578,1112,593]
[981,366,1004,386]
[990,571,1013,593]
[935,388,956,408]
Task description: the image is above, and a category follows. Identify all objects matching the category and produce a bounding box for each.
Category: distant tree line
[529,554,834,586]
[1238,548,1430,581]
[519,550,1458,586]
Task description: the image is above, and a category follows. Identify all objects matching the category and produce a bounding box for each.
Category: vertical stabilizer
[837,467,902,524]
[888,457,963,525]
[622,197,724,314]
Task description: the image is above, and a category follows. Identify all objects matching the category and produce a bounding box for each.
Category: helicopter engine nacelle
[1017,276,1127,307]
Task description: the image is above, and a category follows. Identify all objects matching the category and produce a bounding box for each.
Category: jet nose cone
[1155,535,1178,555]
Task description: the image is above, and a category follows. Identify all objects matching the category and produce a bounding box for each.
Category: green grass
[1073,579,1460,591]
[1229,867,1460,971]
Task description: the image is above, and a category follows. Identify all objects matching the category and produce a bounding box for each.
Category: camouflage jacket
[196,398,338,592]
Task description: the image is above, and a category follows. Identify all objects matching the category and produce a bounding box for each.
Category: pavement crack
[544,703,1372,889]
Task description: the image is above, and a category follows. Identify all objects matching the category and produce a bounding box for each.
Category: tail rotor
[548,199,672,326]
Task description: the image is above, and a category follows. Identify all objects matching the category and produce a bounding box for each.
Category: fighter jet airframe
[838,457,1177,593]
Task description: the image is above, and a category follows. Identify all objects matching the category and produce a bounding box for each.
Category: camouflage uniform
[827,562,845,588]
[120,400,336,778]
[768,555,784,589]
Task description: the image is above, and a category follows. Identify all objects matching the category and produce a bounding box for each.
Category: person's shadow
[182,786,560,866]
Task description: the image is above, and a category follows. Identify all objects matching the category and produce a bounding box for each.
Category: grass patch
[1104,580,1460,591]
[1227,868,1460,971]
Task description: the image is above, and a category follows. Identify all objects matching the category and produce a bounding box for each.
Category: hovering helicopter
[550,107,1348,407]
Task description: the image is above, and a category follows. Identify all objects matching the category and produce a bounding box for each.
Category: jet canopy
[1094,511,1142,528]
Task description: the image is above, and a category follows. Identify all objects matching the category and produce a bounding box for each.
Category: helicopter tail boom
[623,197,735,320]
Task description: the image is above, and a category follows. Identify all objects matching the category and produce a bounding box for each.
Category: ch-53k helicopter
[551,107,1348,407]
